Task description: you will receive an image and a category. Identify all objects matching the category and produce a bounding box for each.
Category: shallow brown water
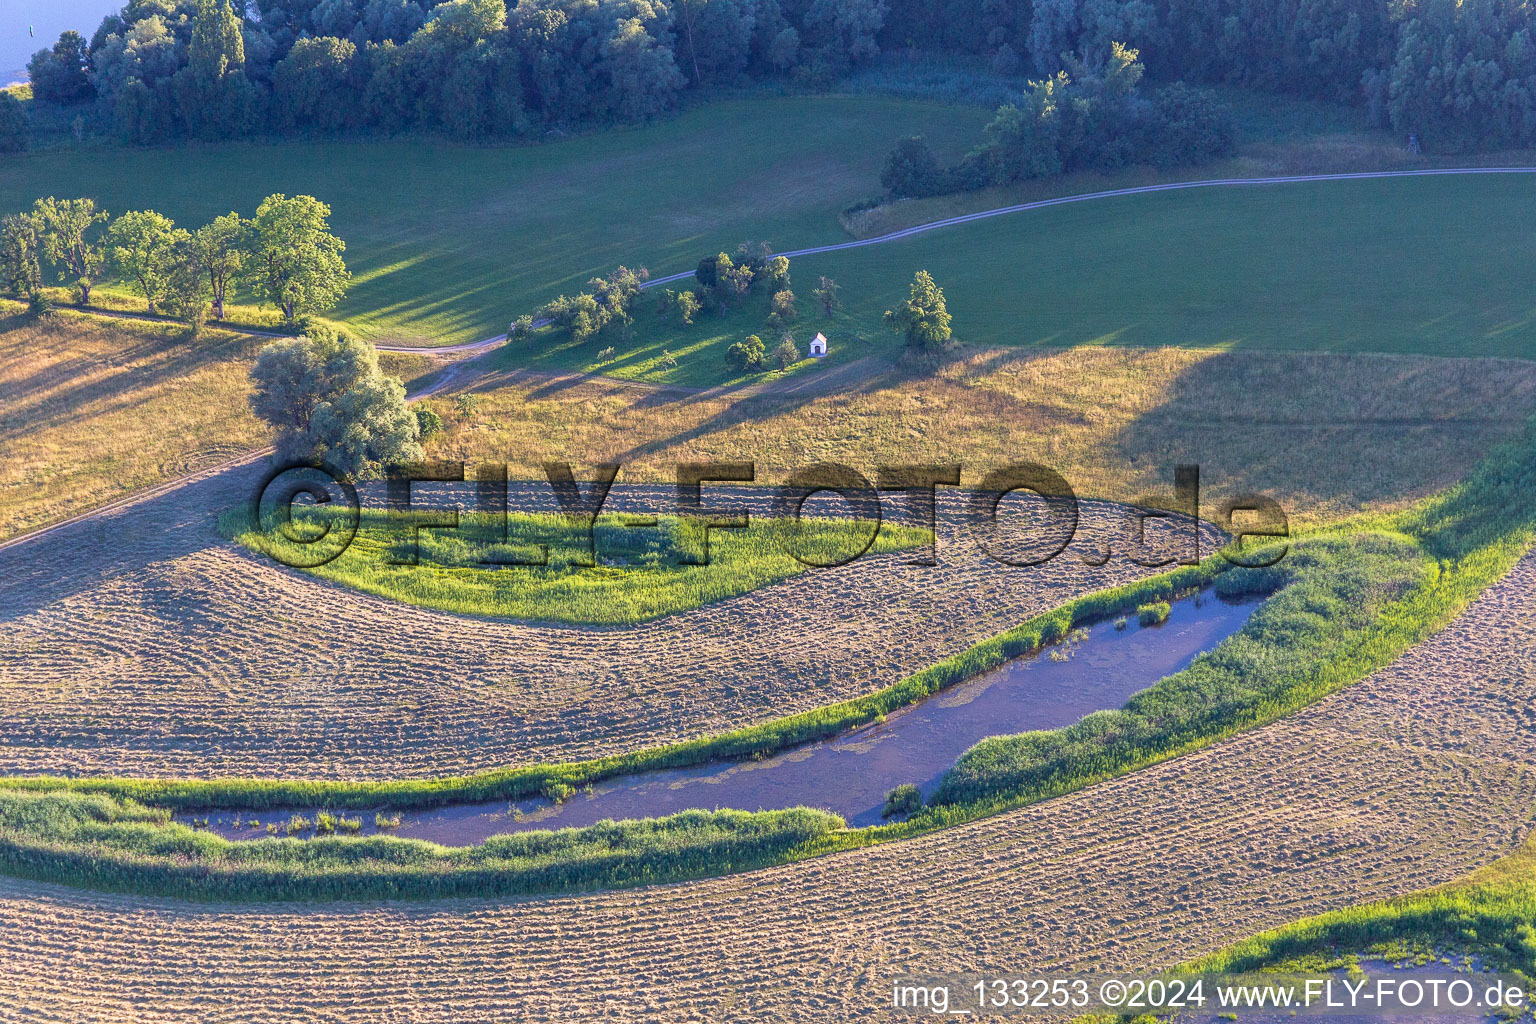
[189,590,1257,845]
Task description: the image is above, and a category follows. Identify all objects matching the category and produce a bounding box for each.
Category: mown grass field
[1183,830,1536,986]
[0,97,988,347]
[226,507,922,624]
[2,537,1531,1015]
[7,412,1536,901]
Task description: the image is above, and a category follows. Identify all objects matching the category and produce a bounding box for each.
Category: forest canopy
[21,0,1536,154]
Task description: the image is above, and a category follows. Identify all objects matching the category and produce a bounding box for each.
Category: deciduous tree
[813,275,841,315]
[884,269,952,351]
[27,31,93,104]
[249,326,422,479]
[0,93,28,153]
[725,333,766,371]
[189,212,247,320]
[106,210,180,314]
[162,233,213,330]
[31,197,108,304]
[773,334,799,369]
[0,215,42,301]
[247,194,350,323]
[676,289,701,326]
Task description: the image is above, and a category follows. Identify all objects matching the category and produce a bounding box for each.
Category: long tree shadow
[603,358,906,467]
[0,458,263,625]
[1101,347,1536,525]
[0,316,258,444]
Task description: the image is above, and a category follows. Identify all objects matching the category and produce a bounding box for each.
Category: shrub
[882,783,924,818]
[1137,601,1171,626]
[773,335,800,369]
[725,334,767,372]
[415,407,443,441]
[885,271,953,351]
[676,290,701,326]
[881,135,946,198]
[770,289,796,322]
[249,328,421,480]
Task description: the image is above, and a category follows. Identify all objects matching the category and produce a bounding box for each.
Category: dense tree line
[0,191,349,329]
[23,0,1536,152]
[881,45,1235,198]
[24,0,887,145]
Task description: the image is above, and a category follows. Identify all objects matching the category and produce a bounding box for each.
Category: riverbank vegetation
[1155,832,1536,990]
[0,789,841,901]
[5,414,1532,900]
[224,505,925,624]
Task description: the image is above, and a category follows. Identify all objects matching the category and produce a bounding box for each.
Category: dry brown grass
[2,549,1533,1022]
[0,307,448,541]
[376,349,444,388]
[0,308,266,540]
[432,347,1536,529]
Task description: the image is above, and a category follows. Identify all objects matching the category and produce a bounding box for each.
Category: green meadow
[0,97,987,347]
[792,172,1536,359]
[224,507,922,624]
[497,171,1536,387]
[6,93,1533,376]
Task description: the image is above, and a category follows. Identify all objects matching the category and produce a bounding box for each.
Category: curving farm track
[0,548,1533,1021]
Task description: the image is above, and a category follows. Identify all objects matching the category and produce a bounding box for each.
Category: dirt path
[0,346,472,557]
[641,165,1536,284]
[22,163,1531,553]
[1,548,1532,1022]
